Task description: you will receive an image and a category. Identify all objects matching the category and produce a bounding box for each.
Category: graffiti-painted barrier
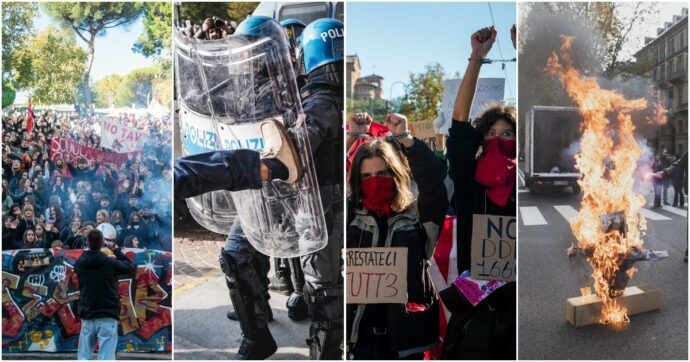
[2,248,172,353]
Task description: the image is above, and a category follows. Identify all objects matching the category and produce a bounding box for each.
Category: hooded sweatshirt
[75,248,136,320]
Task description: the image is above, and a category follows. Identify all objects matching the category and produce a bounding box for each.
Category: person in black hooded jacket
[441,25,516,360]
[75,229,135,360]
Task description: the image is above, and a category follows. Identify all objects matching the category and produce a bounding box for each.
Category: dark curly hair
[472,102,516,136]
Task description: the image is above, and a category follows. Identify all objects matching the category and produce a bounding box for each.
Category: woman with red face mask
[442,26,516,359]
[346,113,448,359]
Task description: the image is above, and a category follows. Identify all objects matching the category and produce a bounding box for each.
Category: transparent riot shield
[174,22,327,258]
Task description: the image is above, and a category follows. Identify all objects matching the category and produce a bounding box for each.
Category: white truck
[524,106,582,194]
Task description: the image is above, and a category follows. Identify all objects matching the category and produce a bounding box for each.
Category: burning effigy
[546,35,668,328]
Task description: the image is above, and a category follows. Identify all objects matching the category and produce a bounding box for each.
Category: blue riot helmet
[280,18,306,51]
[299,19,344,85]
[281,19,308,88]
[235,15,276,36]
[280,18,307,27]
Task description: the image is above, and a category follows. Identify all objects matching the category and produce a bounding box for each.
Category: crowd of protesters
[2,107,173,252]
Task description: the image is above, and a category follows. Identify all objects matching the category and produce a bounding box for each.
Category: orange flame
[650,90,668,125]
[546,35,664,328]
[600,301,630,330]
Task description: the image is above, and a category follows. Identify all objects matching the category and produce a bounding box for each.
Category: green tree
[226,3,259,22]
[14,26,86,105]
[2,2,38,87]
[153,77,173,110]
[133,2,172,57]
[114,80,136,108]
[43,2,145,105]
[2,82,17,108]
[134,2,172,85]
[114,66,159,108]
[347,98,390,122]
[178,2,258,24]
[403,63,445,122]
[94,74,123,108]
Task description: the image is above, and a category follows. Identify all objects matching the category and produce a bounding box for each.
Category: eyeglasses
[485,129,515,139]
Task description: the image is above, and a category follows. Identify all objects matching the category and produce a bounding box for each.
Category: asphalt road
[173,227,310,360]
[517,176,688,360]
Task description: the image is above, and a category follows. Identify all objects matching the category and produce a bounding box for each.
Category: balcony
[668,67,688,84]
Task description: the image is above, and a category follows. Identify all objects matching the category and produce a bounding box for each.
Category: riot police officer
[281,18,308,89]
[295,18,345,360]
[173,16,344,360]
[175,15,301,360]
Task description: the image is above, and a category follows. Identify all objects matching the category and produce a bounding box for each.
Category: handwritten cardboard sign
[346,247,407,304]
[435,78,505,135]
[100,117,147,152]
[471,214,516,281]
[409,119,439,152]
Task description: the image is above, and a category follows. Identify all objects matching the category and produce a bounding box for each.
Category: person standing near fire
[652,150,688,262]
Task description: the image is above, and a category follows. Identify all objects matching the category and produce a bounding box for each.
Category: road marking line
[661,205,688,217]
[518,189,530,193]
[520,206,548,226]
[639,208,672,221]
[554,205,578,223]
[518,169,525,187]
[174,269,221,297]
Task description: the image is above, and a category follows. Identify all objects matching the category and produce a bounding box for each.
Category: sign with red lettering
[346,247,407,304]
[471,214,516,281]
[49,137,141,166]
[100,117,147,152]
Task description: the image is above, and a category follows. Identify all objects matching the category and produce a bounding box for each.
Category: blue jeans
[77,318,119,360]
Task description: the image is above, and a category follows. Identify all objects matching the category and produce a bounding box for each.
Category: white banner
[100,117,147,152]
[435,78,505,135]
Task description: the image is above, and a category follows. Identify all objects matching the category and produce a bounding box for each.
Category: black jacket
[301,82,343,186]
[446,120,516,273]
[66,162,99,185]
[2,228,20,250]
[445,120,516,360]
[75,248,136,320]
[663,151,688,180]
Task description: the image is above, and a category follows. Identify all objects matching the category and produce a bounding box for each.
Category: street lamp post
[388,81,405,113]
[369,92,374,117]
